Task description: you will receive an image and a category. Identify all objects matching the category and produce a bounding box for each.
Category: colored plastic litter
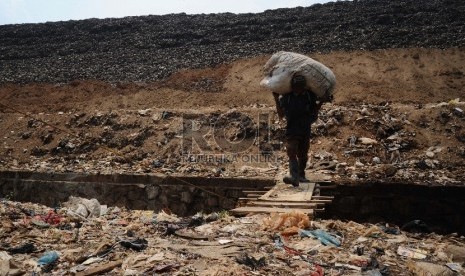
[37,251,59,266]
[310,264,324,276]
[299,229,341,247]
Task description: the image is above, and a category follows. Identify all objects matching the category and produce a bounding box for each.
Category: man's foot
[283,175,299,187]
[299,176,310,183]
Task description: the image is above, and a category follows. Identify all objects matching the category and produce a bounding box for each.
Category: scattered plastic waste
[161,111,171,120]
[1,198,463,275]
[362,256,390,275]
[41,209,62,225]
[445,262,463,273]
[273,234,285,249]
[64,196,101,219]
[401,220,431,233]
[397,246,427,259]
[235,253,266,270]
[37,251,59,266]
[273,234,305,256]
[188,213,205,227]
[310,264,324,276]
[156,210,180,223]
[299,229,341,247]
[448,98,461,106]
[205,212,219,222]
[335,263,362,271]
[262,211,310,232]
[218,239,233,245]
[31,218,50,228]
[378,224,401,235]
[82,256,103,265]
[363,225,383,238]
[38,251,60,271]
[136,210,156,225]
[365,269,383,276]
[120,238,148,251]
[354,246,365,256]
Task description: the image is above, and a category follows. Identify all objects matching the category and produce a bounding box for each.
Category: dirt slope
[1,2,465,275]
[1,47,464,184]
[2,47,463,111]
[0,0,464,183]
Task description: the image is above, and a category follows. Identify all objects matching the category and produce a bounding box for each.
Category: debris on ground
[2,100,465,185]
[1,198,464,275]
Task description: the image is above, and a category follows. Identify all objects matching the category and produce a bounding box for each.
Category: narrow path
[230,168,334,216]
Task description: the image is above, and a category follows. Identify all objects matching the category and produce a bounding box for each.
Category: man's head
[291,75,306,93]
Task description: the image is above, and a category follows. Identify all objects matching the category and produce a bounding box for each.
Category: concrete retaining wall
[323,182,465,235]
[0,170,273,216]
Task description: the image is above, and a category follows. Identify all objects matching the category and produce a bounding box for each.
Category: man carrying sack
[273,75,328,187]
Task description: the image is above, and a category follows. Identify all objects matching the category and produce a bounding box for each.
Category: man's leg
[297,136,310,182]
[283,136,300,187]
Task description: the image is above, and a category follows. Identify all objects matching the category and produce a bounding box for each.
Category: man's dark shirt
[279,90,318,137]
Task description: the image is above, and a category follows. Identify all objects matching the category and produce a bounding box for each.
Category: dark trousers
[286,136,310,176]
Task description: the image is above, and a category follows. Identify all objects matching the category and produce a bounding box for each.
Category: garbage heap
[0,198,464,275]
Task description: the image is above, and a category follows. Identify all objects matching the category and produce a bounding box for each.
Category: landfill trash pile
[0,1,463,84]
[1,198,464,275]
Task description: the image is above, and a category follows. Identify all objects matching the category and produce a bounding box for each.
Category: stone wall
[323,182,465,235]
[0,171,273,216]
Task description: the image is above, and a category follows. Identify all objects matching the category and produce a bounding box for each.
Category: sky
[0,0,331,25]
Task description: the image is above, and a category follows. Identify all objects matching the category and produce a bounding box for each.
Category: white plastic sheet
[260,51,336,98]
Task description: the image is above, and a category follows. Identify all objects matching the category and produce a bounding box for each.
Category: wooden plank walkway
[231,183,317,216]
[231,206,314,216]
[231,170,336,216]
[260,182,315,202]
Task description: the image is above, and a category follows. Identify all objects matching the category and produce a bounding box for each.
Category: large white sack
[260,51,336,98]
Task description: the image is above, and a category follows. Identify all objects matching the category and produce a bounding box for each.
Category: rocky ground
[1,0,465,274]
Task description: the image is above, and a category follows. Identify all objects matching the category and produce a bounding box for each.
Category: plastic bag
[260,51,336,98]
[262,211,310,233]
[299,229,341,247]
[37,251,59,266]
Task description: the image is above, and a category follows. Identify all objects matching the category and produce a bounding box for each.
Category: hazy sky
[0,0,332,25]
